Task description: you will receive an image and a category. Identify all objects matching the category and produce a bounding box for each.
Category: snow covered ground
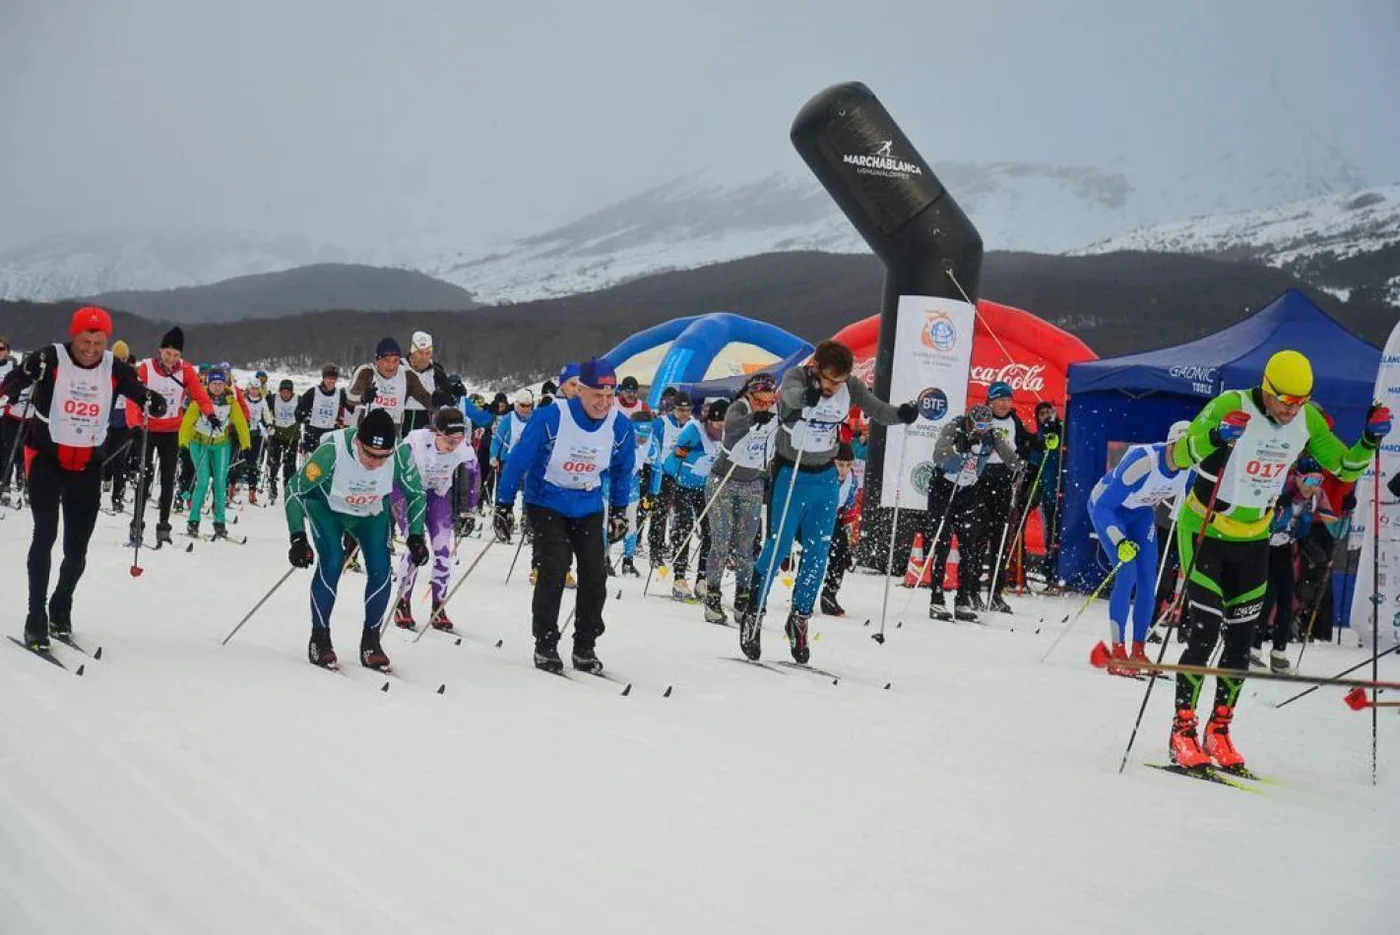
[0,499,1395,933]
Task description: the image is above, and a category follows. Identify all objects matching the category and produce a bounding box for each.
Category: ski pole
[896,475,960,624]
[1,364,42,501]
[1090,642,1400,691]
[413,537,494,643]
[1369,448,1381,786]
[986,461,1030,609]
[128,408,153,578]
[1116,466,1227,774]
[1293,513,1348,673]
[1278,641,1400,708]
[504,514,527,584]
[1039,557,1127,664]
[222,566,298,645]
[873,428,910,644]
[655,457,741,591]
[1005,455,1050,597]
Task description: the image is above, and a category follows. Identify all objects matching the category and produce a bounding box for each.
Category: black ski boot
[819,591,845,617]
[212,523,229,540]
[969,591,986,613]
[929,590,953,621]
[739,608,762,660]
[307,627,337,669]
[155,523,174,546]
[47,594,73,638]
[733,586,751,616]
[360,627,391,671]
[988,592,1013,614]
[703,589,729,626]
[186,520,200,538]
[534,638,564,674]
[23,611,50,652]
[620,556,640,577]
[953,598,979,623]
[571,642,604,675]
[785,610,811,665]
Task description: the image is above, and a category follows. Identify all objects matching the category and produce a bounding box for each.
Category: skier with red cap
[0,307,167,652]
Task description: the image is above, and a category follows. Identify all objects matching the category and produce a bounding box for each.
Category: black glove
[608,512,630,544]
[144,390,168,419]
[897,402,919,424]
[1343,492,1358,512]
[493,505,515,542]
[288,532,314,568]
[20,349,52,381]
[954,429,972,453]
[1387,474,1400,501]
[802,371,821,408]
[205,413,223,431]
[449,376,467,398]
[750,410,776,426]
[360,384,376,408]
[407,533,430,567]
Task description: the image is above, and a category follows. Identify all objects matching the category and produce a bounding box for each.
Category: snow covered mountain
[1076,185,1400,306]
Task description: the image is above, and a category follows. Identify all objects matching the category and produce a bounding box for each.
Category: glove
[640,496,654,512]
[406,533,430,567]
[205,413,222,431]
[954,429,972,454]
[1344,492,1359,512]
[288,532,314,568]
[456,513,476,537]
[1365,403,1392,445]
[1209,411,1250,446]
[360,385,376,408]
[489,457,499,468]
[750,410,776,426]
[1044,433,1060,452]
[144,390,168,419]
[608,512,629,543]
[493,505,515,542]
[802,370,821,408]
[449,376,467,398]
[897,402,919,424]
[1115,539,1139,563]
[20,349,51,381]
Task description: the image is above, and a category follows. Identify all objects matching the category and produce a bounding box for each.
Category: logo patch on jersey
[304,462,323,483]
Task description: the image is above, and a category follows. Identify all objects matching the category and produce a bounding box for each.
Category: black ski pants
[27,454,101,620]
[1255,544,1297,653]
[1175,532,1269,712]
[927,478,983,603]
[134,429,180,528]
[527,506,607,651]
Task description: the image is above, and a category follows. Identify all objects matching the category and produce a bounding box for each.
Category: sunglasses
[1274,392,1309,406]
[1299,474,1322,486]
[973,421,992,432]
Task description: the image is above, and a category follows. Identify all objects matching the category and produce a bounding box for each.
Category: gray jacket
[932,419,1022,488]
[710,397,773,484]
[773,366,902,471]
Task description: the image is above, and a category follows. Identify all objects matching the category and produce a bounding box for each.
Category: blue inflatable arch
[603,312,813,408]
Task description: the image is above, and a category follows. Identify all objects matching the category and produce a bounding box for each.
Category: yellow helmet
[1262,349,1312,400]
[111,339,130,360]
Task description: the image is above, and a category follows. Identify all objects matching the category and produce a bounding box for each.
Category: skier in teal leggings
[178,367,250,540]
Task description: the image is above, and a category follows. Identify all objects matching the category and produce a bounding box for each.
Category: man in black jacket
[978,381,1032,613]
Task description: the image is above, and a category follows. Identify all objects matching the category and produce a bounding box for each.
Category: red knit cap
[69,305,113,338]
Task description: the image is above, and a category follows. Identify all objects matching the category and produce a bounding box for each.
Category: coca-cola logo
[968,363,1046,393]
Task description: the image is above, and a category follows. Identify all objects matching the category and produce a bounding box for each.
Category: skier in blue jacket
[494,358,635,674]
[739,340,918,663]
[1087,421,1191,673]
[662,398,726,602]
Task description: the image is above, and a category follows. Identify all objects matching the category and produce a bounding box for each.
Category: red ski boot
[1107,642,1131,677]
[1169,708,1211,769]
[1128,642,1152,672]
[1203,705,1245,770]
[429,603,455,632]
[392,596,416,630]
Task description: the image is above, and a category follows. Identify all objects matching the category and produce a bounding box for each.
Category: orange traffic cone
[904,534,929,588]
[942,534,960,591]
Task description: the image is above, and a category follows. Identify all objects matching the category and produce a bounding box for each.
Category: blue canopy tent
[670,346,811,406]
[1059,289,1379,590]
[603,313,812,409]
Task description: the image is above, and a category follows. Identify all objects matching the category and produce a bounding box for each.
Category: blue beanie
[206,368,227,384]
[376,337,402,359]
[578,357,617,390]
[987,381,1014,401]
[558,362,581,385]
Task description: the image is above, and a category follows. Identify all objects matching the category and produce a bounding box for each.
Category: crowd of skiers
[0,311,1390,776]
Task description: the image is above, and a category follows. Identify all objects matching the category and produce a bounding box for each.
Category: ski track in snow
[0,501,1394,933]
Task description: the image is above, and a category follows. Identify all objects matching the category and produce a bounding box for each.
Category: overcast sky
[1,0,1396,252]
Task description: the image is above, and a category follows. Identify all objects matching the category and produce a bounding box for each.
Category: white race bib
[46,343,112,448]
[328,430,396,516]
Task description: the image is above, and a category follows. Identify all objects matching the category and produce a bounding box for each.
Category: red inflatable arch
[831,298,1097,554]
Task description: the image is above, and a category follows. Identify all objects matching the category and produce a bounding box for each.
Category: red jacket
[127,359,214,432]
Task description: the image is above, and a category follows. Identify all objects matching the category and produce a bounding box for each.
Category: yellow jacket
[179,392,251,449]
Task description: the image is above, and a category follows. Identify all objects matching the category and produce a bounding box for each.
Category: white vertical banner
[881,294,976,508]
[1351,323,1400,647]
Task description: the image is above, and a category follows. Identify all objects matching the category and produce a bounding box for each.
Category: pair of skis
[7,632,102,674]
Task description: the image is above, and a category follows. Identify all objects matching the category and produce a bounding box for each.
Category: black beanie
[359,409,396,450]
[837,441,855,462]
[160,327,184,351]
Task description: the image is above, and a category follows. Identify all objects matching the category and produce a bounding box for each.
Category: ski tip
[663,685,673,698]
[1034,628,1041,635]
[615,590,622,600]
[76,663,85,677]
[620,683,632,697]
[830,678,838,686]
[862,618,870,627]
[185,543,194,552]
[380,681,390,693]
[94,646,103,660]
[454,637,463,646]
[494,639,503,649]
[883,682,892,690]
[1009,628,1016,633]
[436,683,446,695]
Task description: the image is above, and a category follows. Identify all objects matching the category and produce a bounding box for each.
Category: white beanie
[1167,421,1192,444]
[514,388,534,405]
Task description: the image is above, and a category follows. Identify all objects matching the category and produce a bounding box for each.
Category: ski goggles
[1298,473,1323,488]
[972,421,992,433]
[1262,378,1309,406]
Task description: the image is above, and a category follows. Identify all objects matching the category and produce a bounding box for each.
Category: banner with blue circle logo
[882,294,976,508]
